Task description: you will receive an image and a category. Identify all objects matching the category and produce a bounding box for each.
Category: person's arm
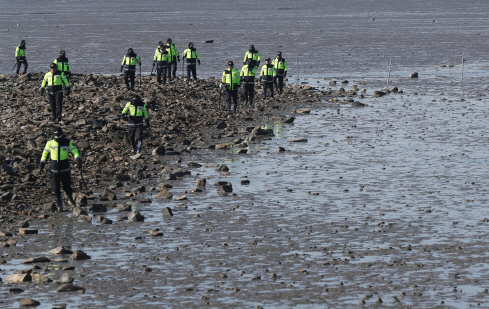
[39,141,51,172]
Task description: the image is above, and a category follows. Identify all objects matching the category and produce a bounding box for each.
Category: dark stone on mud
[290,138,308,142]
[276,147,286,152]
[216,182,233,193]
[155,189,173,199]
[21,256,51,264]
[77,215,92,223]
[73,193,88,206]
[329,81,337,86]
[216,121,227,129]
[9,288,24,293]
[372,91,386,98]
[281,116,295,123]
[152,146,166,156]
[241,180,250,185]
[7,239,17,246]
[44,202,57,212]
[17,220,29,228]
[196,178,206,187]
[0,231,12,237]
[215,164,229,172]
[50,247,73,255]
[0,242,10,247]
[91,204,107,212]
[117,204,132,212]
[410,72,419,78]
[352,101,366,107]
[72,207,88,217]
[19,228,38,235]
[148,228,163,236]
[60,273,74,284]
[1,191,14,201]
[101,188,117,201]
[174,204,188,210]
[117,214,128,221]
[6,273,31,283]
[57,283,85,292]
[1,163,15,175]
[237,149,247,154]
[189,187,202,193]
[162,207,174,216]
[70,250,91,260]
[187,162,202,169]
[18,298,40,307]
[161,173,177,180]
[128,211,145,222]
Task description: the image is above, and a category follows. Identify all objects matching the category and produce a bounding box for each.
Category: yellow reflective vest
[260,64,276,82]
[122,101,149,126]
[166,43,179,62]
[15,45,26,58]
[240,65,257,84]
[182,48,200,64]
[54,57,71,74]
[41,138,80,173]
[41,71,70,93]
[221,68,240,90]
[272,57,288,76]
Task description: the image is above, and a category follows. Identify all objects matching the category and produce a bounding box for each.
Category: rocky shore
[0,73,335,231]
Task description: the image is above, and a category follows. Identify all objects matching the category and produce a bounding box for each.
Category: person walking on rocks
[121,94,150,153]
[15,40,28,75]
[240,59,257,107]
[154,45,169,85]
[165,38,180,78]
[243,44,260,67]
[40,63,70,122]
[220,61,240,113]
[120,48,141,90]
[260,57,276,99]
[182,42,200,80]
[39,127,81,212]
[53,50,71,79]
[272,51,288,95]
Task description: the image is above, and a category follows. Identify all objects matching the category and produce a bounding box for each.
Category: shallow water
[3,0,489,308]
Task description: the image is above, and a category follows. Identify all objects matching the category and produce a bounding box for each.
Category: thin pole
[387,55,392,84]
[461,53,464,83]
[296,57,299,84]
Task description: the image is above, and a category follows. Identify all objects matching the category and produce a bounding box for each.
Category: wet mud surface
[2,0,489,308]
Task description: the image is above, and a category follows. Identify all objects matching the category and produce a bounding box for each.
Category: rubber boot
[227,102,231,112]
[67,193,76,208]
[249,97,253,107]
[263,90,266,99]
[137,141,142,153]
[56,195,63,212]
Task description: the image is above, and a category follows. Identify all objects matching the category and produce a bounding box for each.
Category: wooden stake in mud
[296,57,299,84]
[387,55,392,84]
[461,53,464,83]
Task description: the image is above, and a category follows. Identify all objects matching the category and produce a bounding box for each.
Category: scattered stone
[155,188,173,199]
[31,273,52,283]
[49,247,73,255]
[241,180,250,185]
[152,146,166,156]
[174,204,188,210]
[91,204,107,212]
[18,299,40,307]
[215,181,233,193]
[128,211,145,222]
[21,256,50,264]
[72,207,88,217]
[101,188,117,201]
[410,72,418,78]
[162,207,174,216]
[6,273,31,283]
[148,228,163,236]
[57,283,85,292]
[290,138,308,142]
[17,220,29,228]
[296,109,310,114]
[196,178,207,186]
[60,272,74,283]
[215,164,229,172]
[70,250,91,260]
[187,162,202,168]
[276,147,286,152]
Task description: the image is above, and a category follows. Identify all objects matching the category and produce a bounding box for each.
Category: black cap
[53,127,63,139]
[277,51,282,56]
[158,41,164,45]
[188,42,193,47]
[21,40,26,44]
[60,50,65,54]
[228,61,234,66]
[265,57,271,62]
[128,48,133,53]
[167,38,172,43]
[50,63,57,69]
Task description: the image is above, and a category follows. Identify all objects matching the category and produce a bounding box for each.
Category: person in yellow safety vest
[120,48,141,90]
[15,40,28,75]
[272,51,288,95]
[182,42,201,80]
[121,94,150,153]
[243,44,260,67]
[240,59,257,107]
[220,61,241,113]
[154,45,169,85]
[165,38,180,78]
[54,50,71,79]
[260,57,276,99]
[39,127,82,212]
[40,63,71,122]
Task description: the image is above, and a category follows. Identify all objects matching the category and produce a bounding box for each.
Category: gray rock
[21,256,51,264]
[196,178,206,187]
[59,272,74,284]
[18,298,40,307]
[57,283,85,292]
[162,207,174,216]
[128,211,145,222]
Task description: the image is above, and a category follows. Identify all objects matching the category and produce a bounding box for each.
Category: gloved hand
[177,56,180,62]
[257,61,260,67]
[284,71,287,78]
[120,66,123,72]
[39,162,45,174]
[40,88,45,96]
[219,83,222,89]
[152,61,155,66]
[64,87,71,96]
[198,60,201,65]
[259,77,262,82]
[66,71,71,78]
[16,56,19,61]
[75,156,82,168]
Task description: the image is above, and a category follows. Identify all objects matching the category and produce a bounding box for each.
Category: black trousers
[51,171,72,197]
[49,92,64,120]
[243,84,255,103]
[263,82,274,98]
[168,60,177,78]
[124,70,136,89]
[128,126,143,150]
[225,89,238,111]
[186,65,197,80]
[16,60,28,74]
[273,76,284,94]
[156,67,167,84]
